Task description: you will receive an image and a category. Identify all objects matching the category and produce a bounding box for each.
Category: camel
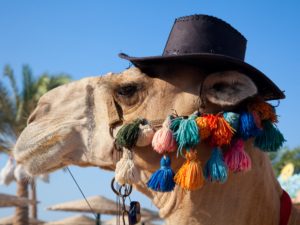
[13,66,300,225]
[13,14,300,224]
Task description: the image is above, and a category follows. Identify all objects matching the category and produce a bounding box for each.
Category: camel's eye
[117,84,138,97]
[114,83,145,110]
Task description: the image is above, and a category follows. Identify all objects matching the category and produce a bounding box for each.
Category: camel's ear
[203,71,258,106]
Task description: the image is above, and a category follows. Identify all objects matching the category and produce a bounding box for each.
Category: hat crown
[163,15,247,61]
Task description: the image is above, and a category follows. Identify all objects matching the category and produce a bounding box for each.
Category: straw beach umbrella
[0,215,44,225]
[47,196,157,217]
[0,193,35,207]
[104,216,159,225]
[44,215,96,225]
[47,195,159,225]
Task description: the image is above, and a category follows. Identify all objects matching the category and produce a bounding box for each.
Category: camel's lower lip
[17,141,68,176]
[23,160,65,176]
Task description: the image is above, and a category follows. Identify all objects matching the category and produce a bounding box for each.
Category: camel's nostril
[27,103,51,125]
[27,112,36,125]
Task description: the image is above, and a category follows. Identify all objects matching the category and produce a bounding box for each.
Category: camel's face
[14,67,257,176]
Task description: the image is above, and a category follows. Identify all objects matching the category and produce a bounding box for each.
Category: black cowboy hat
[119,14,285,100]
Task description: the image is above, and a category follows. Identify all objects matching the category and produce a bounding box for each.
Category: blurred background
[1,0,300,224]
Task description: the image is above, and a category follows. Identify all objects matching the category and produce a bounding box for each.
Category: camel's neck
[135,141,286,225]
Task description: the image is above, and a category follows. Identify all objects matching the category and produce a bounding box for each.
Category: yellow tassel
[174,150,204,191]
[195,117,211,140]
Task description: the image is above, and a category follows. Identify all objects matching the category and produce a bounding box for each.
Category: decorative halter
[114,98,285,192]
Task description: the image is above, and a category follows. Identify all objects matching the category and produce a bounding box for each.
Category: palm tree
[0,64,71,225]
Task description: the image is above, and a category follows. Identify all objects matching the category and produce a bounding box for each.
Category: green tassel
[254,120,285,152]
[223,112,240,130]
[173,114,199,156]
[116,119,143,149]
[170,116,183,133]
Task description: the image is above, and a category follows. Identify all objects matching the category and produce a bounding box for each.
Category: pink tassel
[224,139,251,172]
[152,117,177,154]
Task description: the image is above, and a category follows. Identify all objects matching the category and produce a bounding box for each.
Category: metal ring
[111,177,120,196]
[119,183,132,197]
[111,178,133,197]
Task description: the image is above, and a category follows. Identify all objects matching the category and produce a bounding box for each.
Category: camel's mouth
[14,134,69,175]
[14,122,80,175]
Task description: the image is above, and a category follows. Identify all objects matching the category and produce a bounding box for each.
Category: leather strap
[106,95,122,127]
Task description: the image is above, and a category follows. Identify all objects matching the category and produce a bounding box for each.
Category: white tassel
[136,124,155,147]
[115,148,140,185]
[0,157,16,185]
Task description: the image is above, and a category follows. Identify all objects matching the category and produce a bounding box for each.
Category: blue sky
[1,0,300,222]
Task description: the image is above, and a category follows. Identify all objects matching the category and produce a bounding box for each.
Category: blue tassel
[204,148,228,183]
[223,112,240,130]
[254,120,285,152]
[238,112,261,140]
[147,156,175,192]
[172,115,199,156]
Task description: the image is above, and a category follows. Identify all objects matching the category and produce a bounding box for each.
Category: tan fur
[13,67,300,225]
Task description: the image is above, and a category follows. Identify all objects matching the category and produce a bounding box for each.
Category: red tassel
[224,139,251,172]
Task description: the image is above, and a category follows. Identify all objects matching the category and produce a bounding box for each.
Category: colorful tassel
[238,112,262,140]
[174,150,204,191]
[172,114,199,156]
[147,155,175,192]
[210,115,235,146]
[170,116,182,133]
[152,117,177,154]
[252,111,263,129]
[204,148,228,183]
[203,114,218,130]
[116,119,143,149]
[254,120,285,152]
[223,112,240,130]
[224,139,251,172]
[115,148,140,185]
[248,100,278,123]
[195,116,211,140]
[136,124,155,147]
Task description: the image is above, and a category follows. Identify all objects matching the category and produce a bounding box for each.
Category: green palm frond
[3,65,20,108]
[0,124,16,154]
[48,74,71,90]
[22,65,35,103]
[1,64,72,152]
[34,73,71,101]
[0,81,16,131]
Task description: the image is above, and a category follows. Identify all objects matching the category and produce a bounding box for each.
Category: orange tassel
[204,114,218,130]
[174,150,204,191]
[248,100,277,123]
[210,115,235,146]
[195,117,211,140]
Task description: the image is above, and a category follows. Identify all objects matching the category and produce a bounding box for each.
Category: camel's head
[13,66,258,176]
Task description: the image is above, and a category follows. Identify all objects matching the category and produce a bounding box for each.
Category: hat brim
[119,53,285,101]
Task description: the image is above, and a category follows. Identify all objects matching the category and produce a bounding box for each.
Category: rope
[66,167,98,219]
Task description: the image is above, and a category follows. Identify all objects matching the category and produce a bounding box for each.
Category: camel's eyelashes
[117,84,138,97]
